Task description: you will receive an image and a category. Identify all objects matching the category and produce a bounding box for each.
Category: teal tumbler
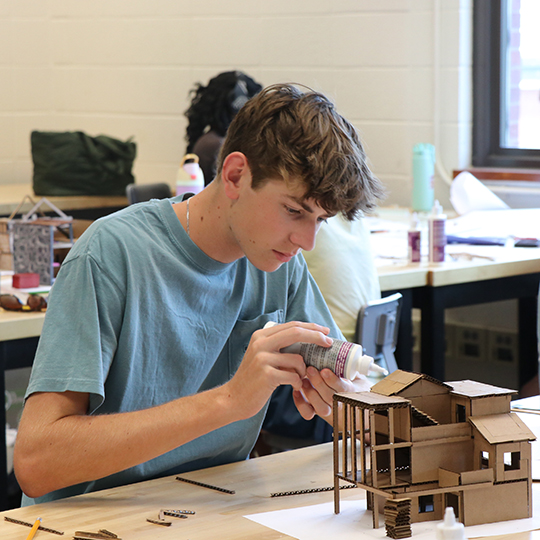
[412,143,435,212]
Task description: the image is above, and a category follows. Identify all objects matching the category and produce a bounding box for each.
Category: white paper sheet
[450,171,510,215]
[446,208,540,240]
[516,412,540,481]
[245,483,540,539]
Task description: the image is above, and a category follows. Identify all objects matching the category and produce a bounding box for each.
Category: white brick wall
[0,0,472,208]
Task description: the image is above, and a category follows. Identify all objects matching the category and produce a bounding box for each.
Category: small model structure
[384,498,412,538]
[0,196,74,284]
[333,370,535,531]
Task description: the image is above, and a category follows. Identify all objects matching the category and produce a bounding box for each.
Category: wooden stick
[270,484,357,497]
[4,516,64,535]
[176,476,235,494]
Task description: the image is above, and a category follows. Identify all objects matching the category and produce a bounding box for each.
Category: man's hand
[225,321,334,420]
[292,367,372,424]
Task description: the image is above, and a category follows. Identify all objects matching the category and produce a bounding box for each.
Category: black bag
[31,131,137,196]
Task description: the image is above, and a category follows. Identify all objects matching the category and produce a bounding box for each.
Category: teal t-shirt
[23,197,341,504]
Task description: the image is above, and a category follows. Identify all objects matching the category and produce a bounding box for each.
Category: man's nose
[291,222,320,252]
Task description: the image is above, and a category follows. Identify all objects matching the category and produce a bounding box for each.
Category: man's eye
[285,206,301,215]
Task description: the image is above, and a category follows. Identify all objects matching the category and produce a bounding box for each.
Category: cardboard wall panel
[462,482,529,526]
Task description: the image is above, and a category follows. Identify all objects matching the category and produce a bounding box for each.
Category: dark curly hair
[184,71,263,153]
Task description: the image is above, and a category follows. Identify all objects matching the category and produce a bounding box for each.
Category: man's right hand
[224,321,333,420]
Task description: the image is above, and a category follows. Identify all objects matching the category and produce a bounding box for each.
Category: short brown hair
[217,83,385,220]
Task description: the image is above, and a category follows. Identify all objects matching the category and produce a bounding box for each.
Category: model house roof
[335,391,410,409]
[446,380,517,398]
[371,369,451,397]
[469,412,536,444]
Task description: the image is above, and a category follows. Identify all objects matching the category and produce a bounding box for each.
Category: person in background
[184,71,263,185]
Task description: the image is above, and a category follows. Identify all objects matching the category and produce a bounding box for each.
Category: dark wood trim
[472,0,501,167]
[453,168,540,182]
[472,1,540,168]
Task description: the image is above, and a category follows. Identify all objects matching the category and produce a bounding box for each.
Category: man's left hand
[292,367,372,424]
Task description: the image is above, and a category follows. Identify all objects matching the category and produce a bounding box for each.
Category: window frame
[472,0,540,168]
[418,494,435,514]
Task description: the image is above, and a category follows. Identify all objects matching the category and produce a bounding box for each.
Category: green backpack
[31,130,137,196]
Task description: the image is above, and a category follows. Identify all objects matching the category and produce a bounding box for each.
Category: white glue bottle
[428,199,446,264]
[176,153,205,197]
[436,507,467,540]
[408,212,421,263]
[264,322,388,379]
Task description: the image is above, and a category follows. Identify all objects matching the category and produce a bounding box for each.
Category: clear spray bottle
[264,322,388,379]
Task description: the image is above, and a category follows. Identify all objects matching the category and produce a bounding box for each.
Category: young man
[14,84,384,504]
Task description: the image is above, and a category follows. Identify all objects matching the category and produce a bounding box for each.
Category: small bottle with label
[408,212,421,263]
[264,322,388,379]
[176,153,205,196]
[428,200,446,264]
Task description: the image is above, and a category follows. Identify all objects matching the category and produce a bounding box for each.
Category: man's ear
[221,152,251,200]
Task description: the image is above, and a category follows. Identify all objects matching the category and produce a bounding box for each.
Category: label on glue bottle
[264,322,388,379]
[408,212,421,263]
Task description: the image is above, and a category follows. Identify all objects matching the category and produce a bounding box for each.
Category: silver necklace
[186,197,190,237]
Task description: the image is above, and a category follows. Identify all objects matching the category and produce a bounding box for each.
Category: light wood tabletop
[427,244,540,287]
[0,309,44,342]
[377,262,429,292]
[0,443,361,540]
[0,183,127,217]
[0,275,46,341]
[369,205,540,289]
[375,248,540,292]
[376,243,540,289]
[1,439,539,540]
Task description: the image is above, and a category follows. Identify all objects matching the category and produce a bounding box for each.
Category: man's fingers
[292,389,316,420]
[299,378,332,418]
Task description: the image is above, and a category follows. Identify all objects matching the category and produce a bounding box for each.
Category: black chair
[356,292,403,374]
[125,183,172,205]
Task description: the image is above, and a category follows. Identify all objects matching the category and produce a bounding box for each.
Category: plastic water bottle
[412,143,435,213]
[176,153,205,196]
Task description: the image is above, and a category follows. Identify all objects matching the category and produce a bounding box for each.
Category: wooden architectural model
[0,196,74,284]
[333,370,535,531]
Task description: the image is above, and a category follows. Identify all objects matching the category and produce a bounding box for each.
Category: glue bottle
[428,199,446,264]
[264,322,388,379]
[408,212,421,263]
[436,507,467,540]
[176,153,205,196]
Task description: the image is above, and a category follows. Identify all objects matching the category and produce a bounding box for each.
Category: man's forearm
[14,385,240,499]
